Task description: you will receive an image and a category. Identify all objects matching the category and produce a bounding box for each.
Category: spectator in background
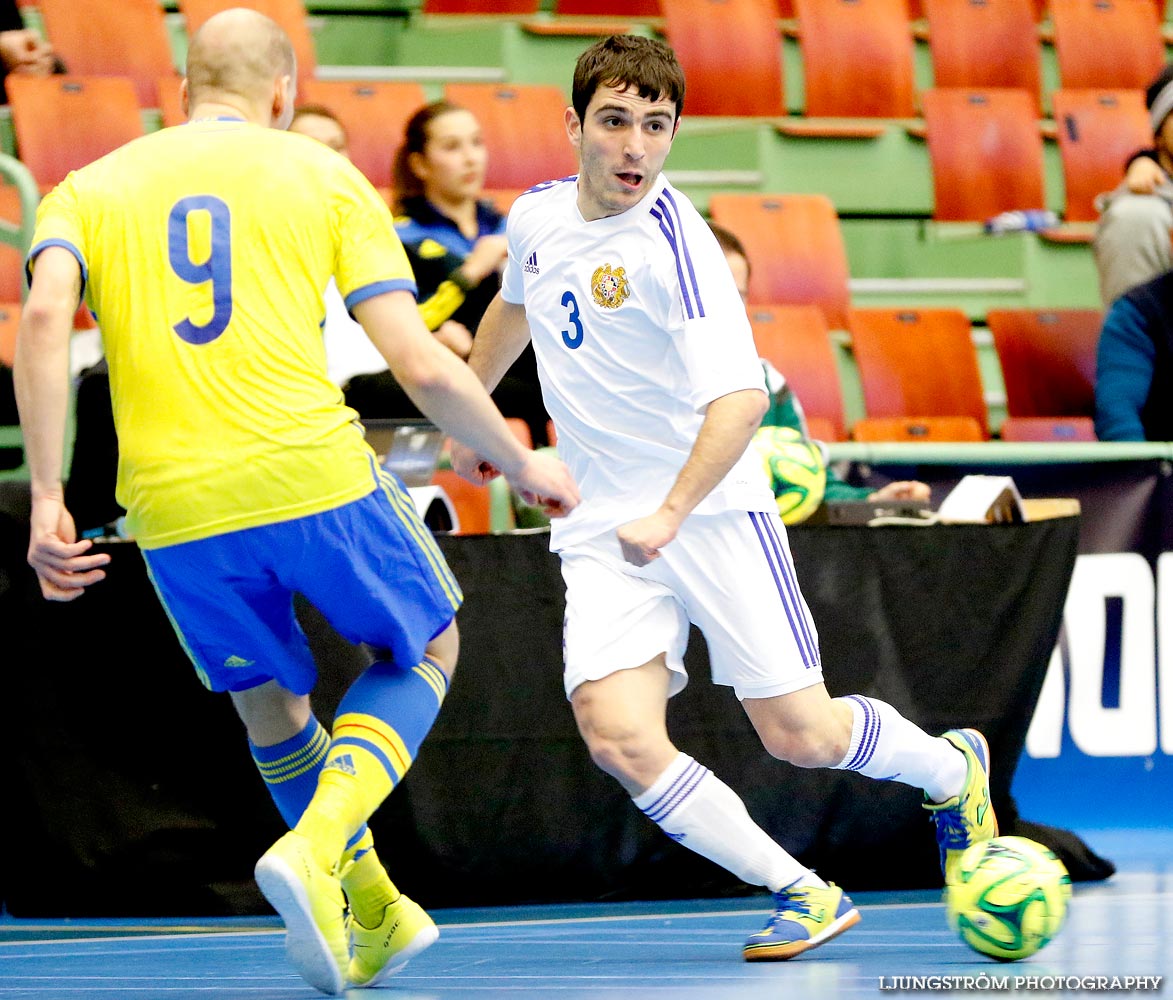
[708,222,930,506]
[1093,63,1173,307]
[1094,266,1173,440]
[345,100,550,446]
[288,105,391,389]
[0,0,61,102]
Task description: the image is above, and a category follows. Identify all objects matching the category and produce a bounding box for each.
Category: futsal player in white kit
[451,34,997,959]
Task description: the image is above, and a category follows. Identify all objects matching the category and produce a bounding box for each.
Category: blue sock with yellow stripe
[295,656,450,873]
[249,717,371,859]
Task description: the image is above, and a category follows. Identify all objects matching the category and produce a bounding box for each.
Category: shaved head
[185,8,296,115]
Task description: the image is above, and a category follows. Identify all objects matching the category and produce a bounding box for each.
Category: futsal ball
[945,836,1072,961]
[749,426,827,525]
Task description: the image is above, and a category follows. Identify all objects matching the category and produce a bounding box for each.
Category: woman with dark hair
[344,100,549,445]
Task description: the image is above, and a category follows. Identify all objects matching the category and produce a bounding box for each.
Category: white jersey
[502,174,775,550]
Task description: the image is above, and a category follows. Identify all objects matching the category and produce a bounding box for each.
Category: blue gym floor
[1,830,1168,1000]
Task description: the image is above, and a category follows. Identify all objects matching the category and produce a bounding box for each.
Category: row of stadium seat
[748,304,1100,442]
[0,71,1149,229]
[21,0,1173,117]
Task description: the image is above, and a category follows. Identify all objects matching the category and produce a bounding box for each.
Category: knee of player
[581,724,668,779]
[760,723,846,769]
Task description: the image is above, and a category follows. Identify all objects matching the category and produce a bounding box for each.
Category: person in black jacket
[1095,266,1173,440]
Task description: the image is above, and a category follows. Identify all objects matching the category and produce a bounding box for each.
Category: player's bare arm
[354,290,578,515]
[15,245,112,600]
[617,388,767,567]
[450,293,534,485]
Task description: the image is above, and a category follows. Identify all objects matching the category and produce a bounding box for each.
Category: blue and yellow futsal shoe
[347,891,439,988]
[254,831,349,996]
[743,882,861,960]
[924,728,998,885]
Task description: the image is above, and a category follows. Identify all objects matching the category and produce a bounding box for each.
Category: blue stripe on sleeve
[650,199,695,319]
[26,238,88,300]
[661,188,704,318]
[344,278,418,313]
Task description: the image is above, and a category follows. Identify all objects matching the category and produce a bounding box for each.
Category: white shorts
[559,508,824,701]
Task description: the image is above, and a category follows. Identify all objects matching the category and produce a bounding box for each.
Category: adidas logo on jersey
[523,251,540,274]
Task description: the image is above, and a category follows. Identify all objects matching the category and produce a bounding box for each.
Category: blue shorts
[142,476,462,695]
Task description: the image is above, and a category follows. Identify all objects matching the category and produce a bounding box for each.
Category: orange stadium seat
[1050,89,1150,222]
[157,75,186,128]
[442,83,577,189]
[0,243,24,303]
[708,193,852,331]
[37,0,177,108]
[851,416,985,442]
[999,416,1097,441]
[432,469,493,535]
[795,0,917,118]
[747,304,847,440]
[920,87,1045,222]
[423,0,540,10]
[0,303,19,368]
[556,0,660,12]
[299,80,429,194]
[179,0,316,91]
[661,0,785,116]
[1049,0,1166,91]
[505,417,533,449]
[848,307,989,436]
[923,0,1042,111]
[986,308,1101,417]
[7,76,146,192]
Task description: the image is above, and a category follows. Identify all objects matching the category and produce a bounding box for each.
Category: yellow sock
[294,750,391,873]
[341,846,401,928]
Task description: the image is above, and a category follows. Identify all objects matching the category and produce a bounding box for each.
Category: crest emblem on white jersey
[591,264,630,309]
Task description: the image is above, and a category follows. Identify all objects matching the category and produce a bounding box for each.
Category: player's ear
[179,78,190,120]
[565,106,582,149]
[272,74,295,130]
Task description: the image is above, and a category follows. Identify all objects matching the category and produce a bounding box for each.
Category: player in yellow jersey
[14,9,578,996]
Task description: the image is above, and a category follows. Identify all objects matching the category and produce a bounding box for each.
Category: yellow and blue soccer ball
[945,836,1072,961]
[749,426,827,525]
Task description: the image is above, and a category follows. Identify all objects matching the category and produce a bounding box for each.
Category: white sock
[632,753,825,893]
[835,695,967,802]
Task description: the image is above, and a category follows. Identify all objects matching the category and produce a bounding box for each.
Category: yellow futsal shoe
[254,831,349,996]
[743,882,861,961]
[924,728,998,886]
[347,891,440,988]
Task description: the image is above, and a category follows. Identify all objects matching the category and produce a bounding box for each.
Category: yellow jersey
[29,118,416,549]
